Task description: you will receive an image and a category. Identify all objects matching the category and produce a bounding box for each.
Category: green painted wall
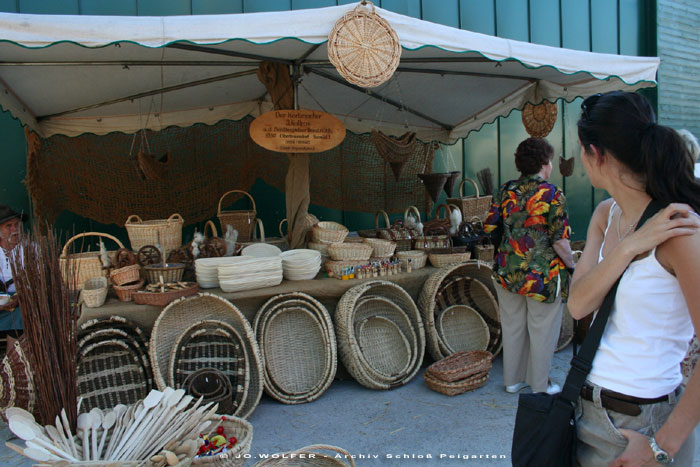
[0,0,657,245]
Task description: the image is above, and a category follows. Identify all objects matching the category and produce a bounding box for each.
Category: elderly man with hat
[0,205,27,338]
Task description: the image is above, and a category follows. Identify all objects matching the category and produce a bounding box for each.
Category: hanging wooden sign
[249,109,346,153]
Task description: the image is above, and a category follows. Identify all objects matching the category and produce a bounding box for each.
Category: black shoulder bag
[511,200,665,467]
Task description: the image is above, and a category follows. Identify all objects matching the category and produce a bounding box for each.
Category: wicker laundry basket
[125,213,184,258]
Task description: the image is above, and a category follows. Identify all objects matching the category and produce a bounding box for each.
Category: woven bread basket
[334,280,425,390]
[428,250,471,268]
[143,263,186,284]
[151,293,264,419]
[363,238,396,257]
[125,213,184,258]
[327,242,373,261]
[110,264,141,286]
[252,444,355,467]
[192,415,253,467]
[133,282,199,307]
[425,350,494,383]
[446,178,493,220]
[217,190,257,242]
[423,370,490,396]
[396,250,427,269]
[312,221,349,244]
[60,232,125,289]
[522,100,558,138]
[113,279,144,302]
[327,1,400,88]
[254,293,336,405]
[80,276,109,308]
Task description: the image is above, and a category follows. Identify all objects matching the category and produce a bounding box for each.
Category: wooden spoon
[111,390,164,460]
[8,418,78,461]
[59,408,80,459]
[130,389,188,460]
[104,403,132,460]
[96,410,117,460]
[25,440,62,461]
[89,407,103,460]
[77,412,92,460]
[5,407,35,422]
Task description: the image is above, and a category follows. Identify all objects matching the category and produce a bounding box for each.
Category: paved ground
[1,346,698,466]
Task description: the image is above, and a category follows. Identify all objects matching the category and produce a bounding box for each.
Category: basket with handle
[376,209,417,251]
[217,190,257,241]
[60,232,125,289]
[241,218,289,251]
[124,213,184,258]
[446,178,493,220]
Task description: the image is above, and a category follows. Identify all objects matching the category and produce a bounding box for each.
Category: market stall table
[78,266,441,331]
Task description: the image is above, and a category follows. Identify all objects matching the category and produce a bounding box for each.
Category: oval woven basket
[362,238,396,258]
[423,370,490,396]
[312,221,349,244]
[356,315,412,380]
[435,305,490,355]
[150,293,264,419]
[327,242,373,261]
[110,263,141,286]
[143,263,185,284]
[125,213,184,258]
[335,280,425,390]
[327,1,401,88]
[254,292,337,405]
[0,337,36,422]
[418,261,502,360]
[425,350,493,383]
[396,250,427,269]
[252,444,356,467]
[446,178,493,220]
[522,100,558,138]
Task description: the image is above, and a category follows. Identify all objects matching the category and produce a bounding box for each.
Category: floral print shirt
[483,174,571,303]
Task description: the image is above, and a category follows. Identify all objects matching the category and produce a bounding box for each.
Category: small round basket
[363,238,396,258]
[192,415,253,467]
[109,264,141,286]
[144,263,186,284]
[113,279,144,302]
[327,242,373,261]
[80,276,109,308]
[312,222,349,244]
[327,1,401,89]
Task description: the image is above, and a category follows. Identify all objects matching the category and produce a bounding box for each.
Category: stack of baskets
[423,350,493,396]
[150,293,264,419]
[335,281,425,389]
[253,292,337,404]
[418,261,502,361]
[110,263,144,302]
[77,316,153,412]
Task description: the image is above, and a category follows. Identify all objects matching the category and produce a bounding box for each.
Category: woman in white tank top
[569,91,700,466]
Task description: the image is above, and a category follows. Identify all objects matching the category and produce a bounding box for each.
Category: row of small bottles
[339,258,413,280]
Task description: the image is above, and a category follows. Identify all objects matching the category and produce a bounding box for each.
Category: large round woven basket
[327,1,401,88]
[150,293,264,419]
[418,261,502,360]
[192,415,253,467]
[335,280,425,390]
[254,292,337,404]
[252,444,356,467]
[521,100,558,138]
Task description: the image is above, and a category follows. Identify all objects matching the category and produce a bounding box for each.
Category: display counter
[78,266,440,330]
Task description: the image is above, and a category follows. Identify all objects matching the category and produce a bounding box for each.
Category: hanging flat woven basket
[522,100,558,138]
[0,337,36,422]
[328,1,401,88]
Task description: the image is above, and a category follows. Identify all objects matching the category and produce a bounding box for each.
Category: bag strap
[559,199,667,404]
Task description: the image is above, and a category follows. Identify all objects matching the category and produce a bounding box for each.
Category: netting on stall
[26,118,434,226]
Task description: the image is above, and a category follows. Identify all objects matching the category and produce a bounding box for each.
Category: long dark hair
[578,91,700,212]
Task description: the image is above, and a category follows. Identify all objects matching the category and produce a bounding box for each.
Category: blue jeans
[576,382,696,466]
[0,306,22,331]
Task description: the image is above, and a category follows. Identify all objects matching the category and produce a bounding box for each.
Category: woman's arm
[611,229,700,466]
[553,239,575,269]
[568,202,700,320]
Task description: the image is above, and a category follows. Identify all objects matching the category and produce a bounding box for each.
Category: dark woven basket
[425,350,493,382]
[170,320,247,414]
[0,337,36,421]
[77,339,150,413]
[183,367,234,415]
[423,369,490,396]
[417,173,449,203]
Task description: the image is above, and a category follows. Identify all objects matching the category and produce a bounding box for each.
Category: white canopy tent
[0,3,659,141]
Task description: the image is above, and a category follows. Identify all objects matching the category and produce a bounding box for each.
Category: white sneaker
[546,382,561,395]
[505,382,529,393]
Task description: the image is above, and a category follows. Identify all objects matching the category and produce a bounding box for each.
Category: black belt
[580,384,673,416]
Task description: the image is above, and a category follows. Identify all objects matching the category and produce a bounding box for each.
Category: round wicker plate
[357,316,411,379]
[435,305,490,355]
[261,306,328,396]
[327,1,401,88]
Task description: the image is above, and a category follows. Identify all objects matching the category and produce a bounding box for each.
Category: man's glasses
[580,93,602,119]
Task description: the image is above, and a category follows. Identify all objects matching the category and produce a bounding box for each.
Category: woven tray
[183,368,234,415]
[335,281,425,390]
[425,350,493,383]
[254,293,337,405]
[79,316,150,352]
[435,304,490,355]
[423,370,490,396]
[133,282,200,307]
[77,339,150,413]
[169,320,247,416]
[150,293,263,419]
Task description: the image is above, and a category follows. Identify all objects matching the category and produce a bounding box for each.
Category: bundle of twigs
[9,228,79,429]
[477,168,494,196]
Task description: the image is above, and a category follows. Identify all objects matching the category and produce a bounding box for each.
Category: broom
[477,168,494,195]
[10,227,79,429]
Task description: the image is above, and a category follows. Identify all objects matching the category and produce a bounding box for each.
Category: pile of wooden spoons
[5,387,219,466]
